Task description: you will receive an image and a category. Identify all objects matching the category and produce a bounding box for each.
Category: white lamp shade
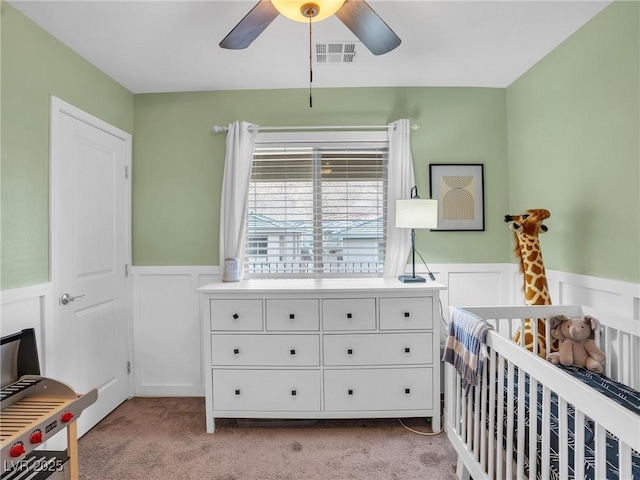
[272,0,345,22]
[396,199,438,229]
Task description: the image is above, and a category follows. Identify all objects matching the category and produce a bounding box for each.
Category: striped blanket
[442,307,493,393]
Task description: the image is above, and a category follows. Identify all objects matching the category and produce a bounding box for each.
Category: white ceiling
[9,0,610,94]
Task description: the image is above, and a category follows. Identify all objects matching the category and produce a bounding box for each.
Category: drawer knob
[404,347,411,353]
[291,390,297,396]
[404,312,410,318]
[235,389,241,395]
[348,389,354,395]
[289,314,295,319]
[232,313,239,320]
[290,349,296,355]
[346,313,352,319]
[233,348,240,355]
[347,349,353,355]
[405,388,411,394]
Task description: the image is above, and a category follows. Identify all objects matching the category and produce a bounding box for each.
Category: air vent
[316,42,357,64]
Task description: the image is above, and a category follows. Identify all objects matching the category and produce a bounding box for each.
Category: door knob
[60,293,85,305]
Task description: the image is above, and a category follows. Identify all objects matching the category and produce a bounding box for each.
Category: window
[244,132,388,278]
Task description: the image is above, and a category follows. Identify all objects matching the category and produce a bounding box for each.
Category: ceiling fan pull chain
[309,16,313,108]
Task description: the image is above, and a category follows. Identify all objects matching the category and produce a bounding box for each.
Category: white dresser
[198,278,445,433]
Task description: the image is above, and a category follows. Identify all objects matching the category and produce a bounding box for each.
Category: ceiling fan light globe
[272,0,345,23]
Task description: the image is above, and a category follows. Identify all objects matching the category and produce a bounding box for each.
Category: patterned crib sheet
[503,365,640,480]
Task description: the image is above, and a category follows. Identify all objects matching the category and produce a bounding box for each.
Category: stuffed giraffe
[504,209,556,358]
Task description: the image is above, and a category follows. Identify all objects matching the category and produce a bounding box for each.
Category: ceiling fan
[220,0,402,56]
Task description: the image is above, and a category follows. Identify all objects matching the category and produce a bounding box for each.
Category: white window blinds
[245,137,388,278]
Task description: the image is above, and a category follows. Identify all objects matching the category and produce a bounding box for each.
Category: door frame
[48,96,134,398]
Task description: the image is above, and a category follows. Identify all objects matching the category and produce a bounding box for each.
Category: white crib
[444,305,640,480]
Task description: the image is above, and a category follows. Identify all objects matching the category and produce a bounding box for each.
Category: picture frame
[429,163,485,231]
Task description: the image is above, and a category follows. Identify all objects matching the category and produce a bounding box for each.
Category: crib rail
[462,305,640,389]
[445,305,640,480]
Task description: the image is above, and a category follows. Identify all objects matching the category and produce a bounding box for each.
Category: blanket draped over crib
[442,307,493,393]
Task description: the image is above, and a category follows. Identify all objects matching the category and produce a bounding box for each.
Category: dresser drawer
[266,299,320,331]
[379,297,433,330]
[323,333,432,366]
[210,299,262,331]
[212,369,321,412]
[211,334,320,366]
[324,368,433,411]
[322,298,376,331]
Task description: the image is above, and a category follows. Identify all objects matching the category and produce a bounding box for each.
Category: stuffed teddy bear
[546,314,606,373]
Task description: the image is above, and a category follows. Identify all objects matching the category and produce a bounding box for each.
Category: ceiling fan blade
[220,0,280,50]
[335,0,401,55]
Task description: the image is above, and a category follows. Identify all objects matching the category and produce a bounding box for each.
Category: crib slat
[461,376,467,442]
[624,337,640,390]
[506,361,515,480]
[480,353,488,473]
[623,332,631,386]
[473,382,480,461]
[488,348,497,479]
[541,386,551,480]
[445,366,453,436]
[595,424,606,480]
[465,385,472,447]
[558,398,568,480]
[574,410,585,480]
[604,325,613,379]
[619,442,632,480]
[615,326,623,382]
[455,374,462,435]
[528,377,538,480]
[496,355,505,480]
[545,318,552,358]
[516,366,525,480]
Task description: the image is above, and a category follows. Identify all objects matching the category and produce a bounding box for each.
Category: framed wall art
[429,163,485,231]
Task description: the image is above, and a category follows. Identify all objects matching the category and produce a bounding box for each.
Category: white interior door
[50,97,132,437]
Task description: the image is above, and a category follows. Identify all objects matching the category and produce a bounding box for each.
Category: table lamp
[395,186,438,283]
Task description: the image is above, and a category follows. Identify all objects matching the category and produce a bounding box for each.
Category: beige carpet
[51,397,458,480]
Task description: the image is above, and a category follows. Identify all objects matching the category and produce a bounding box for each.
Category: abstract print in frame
[429,164,485,231]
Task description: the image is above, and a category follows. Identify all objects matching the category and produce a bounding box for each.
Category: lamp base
[398,274,426,283]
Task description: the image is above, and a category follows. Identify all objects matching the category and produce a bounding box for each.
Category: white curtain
[383,119,416,278]
[219,121,258,278]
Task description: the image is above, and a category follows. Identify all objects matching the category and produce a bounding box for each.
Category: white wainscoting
[131,263,510,396]
[546,268,640,320]
[132,266,219,396]
[5,267,636,399]
[128,264,638,396]
[0,283,54,375]
[507,265,640,320]
[419,263,511,342]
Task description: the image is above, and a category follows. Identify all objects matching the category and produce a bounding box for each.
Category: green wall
[133,87,509,266]
[0,2,134,289]
[2,0,638,289]
[506,1,640,283]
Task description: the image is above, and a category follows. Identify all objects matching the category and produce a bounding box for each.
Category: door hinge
[127,361,131,375]
[125,166,129,179]
[125,264,129,277]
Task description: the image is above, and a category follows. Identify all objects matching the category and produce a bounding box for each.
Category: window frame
[244,130,389,279]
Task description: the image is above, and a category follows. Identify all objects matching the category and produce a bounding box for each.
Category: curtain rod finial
[211,125,229,134]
